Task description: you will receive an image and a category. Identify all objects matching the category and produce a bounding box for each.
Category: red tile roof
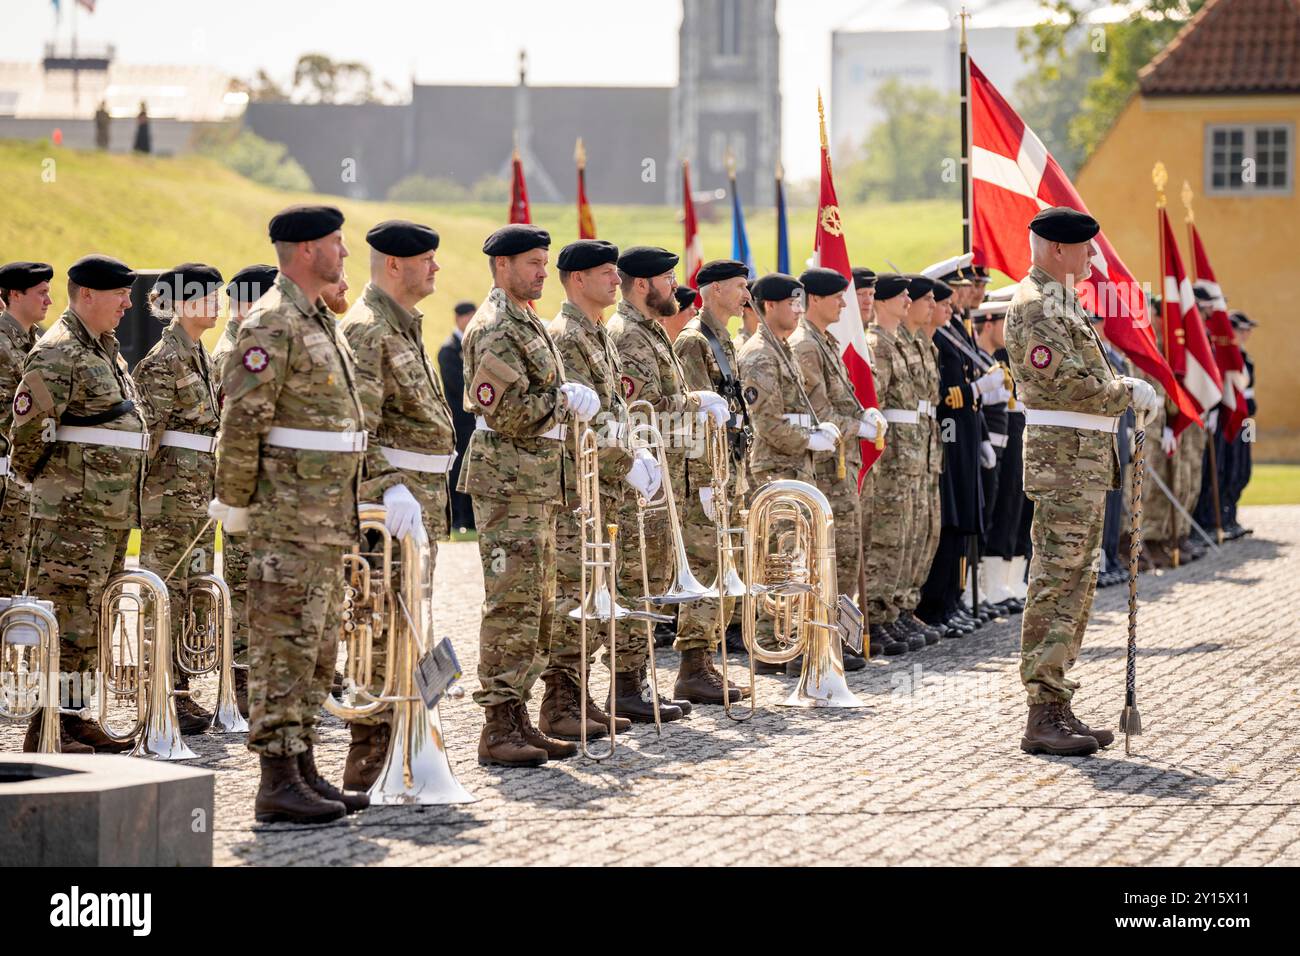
[1139,0,1300,96]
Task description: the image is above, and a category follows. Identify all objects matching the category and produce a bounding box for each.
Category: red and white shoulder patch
[242,346,270,373]
[1029,344,1053,370]
[476,381,497,407]
[13,390,32,417]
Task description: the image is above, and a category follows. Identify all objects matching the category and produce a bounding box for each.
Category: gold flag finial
[575,137,586,170]
[958,4,971,50]
[1152,161,1168,207]
[725,145,736,180]
[512,130,520,162]
[817,88,828,152]
[1181,179,1194,222]
[776,158,784,182]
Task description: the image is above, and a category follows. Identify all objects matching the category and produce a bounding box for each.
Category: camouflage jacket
[214,274,364,546]
[733,326,754,351]
[135,319,220,519]
[547,300,632,503]
[738,325,813,482]
[788,316,864,482]
[674,306,744,493]
[0,310,40,498]
[9,309,147,529]
[909,328,942,475]
[457,286,571,505]
[1005,265,1130,493]
[211,317,241,402]
[866,323,923,477]
[340,283,455,536]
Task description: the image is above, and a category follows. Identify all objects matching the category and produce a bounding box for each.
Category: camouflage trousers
[609,494,668,678]
[858,467,874,618]
[864,464,915,625]
[27,517,131,704]
[815,469,862,605]
[245,539,345,757]
[220,527,250,664]
[1020,487,1106,705]
[547,492,621,685]
[472,496,557,707]
[1175,425,1207,540]
[140,513,215,672]
[0,484,32,597]
[903,473,940,613]
[1142,443,1177,544]
[676,491,733,655]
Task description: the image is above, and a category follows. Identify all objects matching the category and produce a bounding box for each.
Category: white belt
[989,433,1009,449]
[55,425,149,452]
[476,416,566,441]
[917,400,937,418]
[0,456,8,477]
[783,414,813,428]
[266,426,367,452]
[880,409,919,425]
[1023,409,1119,433]
[160,430,217,454]
[380,446,456,474]
[1008,406,1025,416]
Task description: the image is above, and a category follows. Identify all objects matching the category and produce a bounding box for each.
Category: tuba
[328,505,473,805]
[98,569,196,759]
[0,596,63,752]
[738,480,864,715]
[175,574,246,734]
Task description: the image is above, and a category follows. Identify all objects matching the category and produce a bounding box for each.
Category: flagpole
[1182,182,1224,544]
[1152,162,1179,566]
[959,5,973,254]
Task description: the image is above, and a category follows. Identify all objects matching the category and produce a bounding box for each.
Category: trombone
[0,596,63,752]
[175,574,246,734]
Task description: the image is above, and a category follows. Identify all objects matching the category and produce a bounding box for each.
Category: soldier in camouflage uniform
[339,219,454,789]
[212,205,366,822]
[212,264,278,716]
[673,258,753,701]
[9,255,146,754]
[666,285,698,343]
[607,245,729,715]
[0,263,51,600]
[135,263,224,737]
[790,266,886,668]
[459,224,601,768]
[1006,207,1159,757]
[542,240,663,738]
[863,275,920,657]
[851,267,879,631]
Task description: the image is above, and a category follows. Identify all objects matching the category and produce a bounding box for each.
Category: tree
[229,70,289,103]
[837,79,959,203]
[387,175,470,203]
[292,53,376,105]
[193,125,313,192]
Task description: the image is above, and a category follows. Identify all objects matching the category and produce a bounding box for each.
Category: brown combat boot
[65,717,134,754]
[1061,704,1115,748]
[342,721,391,792]
[582,687,632,734]
[254,754,347,824]
[233,666,249,718]
[674,647,749,705]
[515,701,578,759]
[1020,702,1100,757]
[174,691,213,736]
[299,744,368,813]
[477,703,547,768]
[538,672,607,741]
[610,670,684,723]
[22,712,93,754]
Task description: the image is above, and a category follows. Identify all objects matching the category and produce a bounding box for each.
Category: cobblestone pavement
[5,506,1297,866]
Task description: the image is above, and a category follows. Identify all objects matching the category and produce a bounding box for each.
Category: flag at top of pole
[775,160,790,275]
[812,90,880,482]
[682,159,703,298]
[728,150,755,279]
[575,138,596,239]
[1185,203,1248,441]
[509,137,531,225]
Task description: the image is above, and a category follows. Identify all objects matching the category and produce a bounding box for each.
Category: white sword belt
[55,425,149,452]
[880,408,919,425]
[265,426,368,452]
[476,416,567,441]
[917,400,937,418]
[1023,409,1119,433]
[160,430,217,453]
[379,446,457,474]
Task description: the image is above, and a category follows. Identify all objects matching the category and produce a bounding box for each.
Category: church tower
[672,0,781,207]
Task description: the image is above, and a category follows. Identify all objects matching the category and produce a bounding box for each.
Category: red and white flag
[1188,221,1248,440]
[812,94,880,481]
[508,147,530,225]
[967,58,1200,432]
[681,160,703,302]
[1159,208,1222,417]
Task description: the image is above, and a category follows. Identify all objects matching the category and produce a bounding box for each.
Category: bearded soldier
[1005,207,1159,757]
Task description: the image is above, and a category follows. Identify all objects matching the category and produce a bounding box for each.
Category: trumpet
[0,596,63,752]
[98,569,196,759]
[738,480,865,714]
[175,574,246,734]
[327,506,473,805]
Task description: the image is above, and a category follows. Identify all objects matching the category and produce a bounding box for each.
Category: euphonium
[175,574,246,734]
[99,569,196,759]
[0,596,62,752]
[738,480,864,715]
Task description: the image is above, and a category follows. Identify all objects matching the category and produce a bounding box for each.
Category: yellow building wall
[1076,94,1300,461]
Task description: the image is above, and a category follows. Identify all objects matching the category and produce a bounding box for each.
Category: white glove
[858,415,879,441]
[699,486,715,522]
[985,384,1013,405]
[974,368,1006,402]
[208,497,249,534]
[559,382,600,422]
[382,484,423,541]
[807,430,836,453]
[815,421,842,444]
[1206,408,1219,433]
[625,448,661,499]
[980,440,996,469]
[1122,376,1160,415]
[690,389,729,426]
[1161,426,1177,457]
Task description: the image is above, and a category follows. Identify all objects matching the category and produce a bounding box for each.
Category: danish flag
[1159,208,1222,419]
[967,58,1199,431]
[1188,221,1249,440]
[681,160,703,303]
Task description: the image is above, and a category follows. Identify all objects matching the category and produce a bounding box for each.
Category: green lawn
[1240,464,1300,506]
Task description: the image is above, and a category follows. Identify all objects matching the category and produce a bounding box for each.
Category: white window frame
[1205,122,1294,197]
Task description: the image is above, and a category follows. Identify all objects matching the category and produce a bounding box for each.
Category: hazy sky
[13,0,1056,179]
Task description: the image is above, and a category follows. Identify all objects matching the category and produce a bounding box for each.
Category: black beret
[939,269,970,286]
[67,254,136,290]
[557,239,619,272]
[268,204,345,243]
[851,267,876,289]
[696,259,749,285]
[366,219,440,257]
[751,273,802,303]
[906,274,936,299]
[674,286,700,310]
[482,224,551,257]
[1029,206,1099,244]
[617,245,678,278]
[154,262,223,305]
[874,273,910,300]
[0,261,53,291]
[226,265,278,305]
[799,267,849,297]
[931,281,954,303]
[454,300,477,317]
